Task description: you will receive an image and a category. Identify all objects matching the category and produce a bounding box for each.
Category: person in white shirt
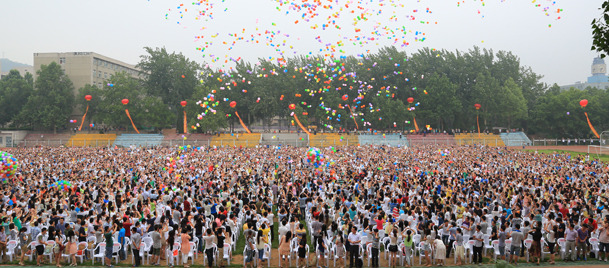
[347,227,361,268]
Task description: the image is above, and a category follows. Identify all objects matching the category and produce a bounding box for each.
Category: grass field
[522,149,609,162]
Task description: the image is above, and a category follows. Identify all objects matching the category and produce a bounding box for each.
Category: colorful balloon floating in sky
[0,151,19,180]
[580,99,588,108]
[289,103,296,110]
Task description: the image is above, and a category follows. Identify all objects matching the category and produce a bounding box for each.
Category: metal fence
[15,138,602,148]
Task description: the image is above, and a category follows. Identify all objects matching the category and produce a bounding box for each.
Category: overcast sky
[0,0,605,86]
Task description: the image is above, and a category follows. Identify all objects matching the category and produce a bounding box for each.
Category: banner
[125,109,140,134]
[585,112,600,138]
[346,104,359,129]
[413,117,419,132]
[477,116,481,138]
[78,105,89,131]
[183,111,187,134]
[234,111,251,134]
[294,114,311,135]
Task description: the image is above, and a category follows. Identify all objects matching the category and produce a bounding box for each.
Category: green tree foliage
[592,1,609,58]
[137,47,200,133]
[17,62,74,133]
[0,70,33,127]
[76,84,102,127]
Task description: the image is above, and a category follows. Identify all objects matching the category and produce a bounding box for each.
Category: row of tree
[0,46,605,138]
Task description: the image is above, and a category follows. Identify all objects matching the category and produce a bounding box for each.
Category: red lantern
[85,95,92,101]
[303,112,308,115]
[407,97,414,104]
[181,101,187,107]
[229,101,237,108]
[342,95,348,101]
[289,104,296,110]
[474,103,481,110]
[580,99,588,108]
[121,99,129,105]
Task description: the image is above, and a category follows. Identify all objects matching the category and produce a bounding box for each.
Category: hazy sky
[0,0,605,86]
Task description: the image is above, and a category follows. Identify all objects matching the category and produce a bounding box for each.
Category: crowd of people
[0,144,607,268]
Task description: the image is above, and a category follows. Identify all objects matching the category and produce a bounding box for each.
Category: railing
[531,139,601,146]
[18,138,605,148]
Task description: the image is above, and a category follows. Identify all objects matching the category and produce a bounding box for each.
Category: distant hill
[0,58,32,72]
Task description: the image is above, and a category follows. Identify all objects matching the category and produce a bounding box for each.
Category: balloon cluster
[50,180,72,190]
[69,120,78,123]
[438,149,450,157]
[0,152,18,180]
[306,147,327,168]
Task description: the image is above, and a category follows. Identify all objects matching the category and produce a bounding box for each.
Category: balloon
[580,99,588,108]
[121,99,129,105]
[474,103,481,110]
[342,95,348,101]
[407,97,414,103]
[230,101,237,108]
[289,104,296,110]
[85,95,92,101]
[0,152,19,180]
[181,101,187,107]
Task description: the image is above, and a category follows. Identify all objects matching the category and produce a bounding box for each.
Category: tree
[186,85,227,133]
[76,84,102,129]
[137,47,200,133]
[97,72,146,130]
[17,62,74,133]
[0,70,33,127]
[499,78,528,129]
[592,1,609,58]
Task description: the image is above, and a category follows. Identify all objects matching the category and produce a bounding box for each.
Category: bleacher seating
[163,133,213,147]
[500,132,532,146]
[406,133,455,146]
[66,134,117,147]
[21,133,72,147]
[358,133,408,146]
[209,133,261,148]
[453,133,505,146]
[112,134,163,148]
[260,133,309,147]
[309,133,358,147]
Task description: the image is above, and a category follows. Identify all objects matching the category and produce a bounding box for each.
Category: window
[93,70,96,77]
[93,59,97,65]
[104,72,107,79]
[59,57,65,64]
[104,62,108,68]
[62,69,66,73]
[98,72,102,78]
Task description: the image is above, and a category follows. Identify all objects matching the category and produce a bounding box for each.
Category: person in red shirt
[583,216,598,233]
[123,217,133,238]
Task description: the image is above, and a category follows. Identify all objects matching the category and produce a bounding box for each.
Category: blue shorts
[599,242,609,253]
[105,247,113,259]
[510,246,520,256]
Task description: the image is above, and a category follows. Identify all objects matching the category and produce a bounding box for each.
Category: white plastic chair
[261,243,271,267]
[297,244,309,265]
[381,236,390,260]
[483,234,493,256]
[5,240,18,262]
[491,240,501,261]
[166,243,181,266]
[332,244,346,267]
[466,240,475,264]
[111,242,121,264]
[184,242,196,265]
[589,237,600,260]
[26,242,38,261]
[91,242,106,265]
[222,243,231,265]
[557,238,568,260]
[75,242,87,263]
[44,240,56,263]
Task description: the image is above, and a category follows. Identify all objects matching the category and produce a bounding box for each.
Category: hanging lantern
[407,97,414,104]
[85,95,92,101]
[474,103,481,110]
[580,99,588,108]
[180,101,187,107]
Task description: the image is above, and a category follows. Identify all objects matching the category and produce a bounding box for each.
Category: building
[0,60,34,80]
[560,57,609,90]
[33,52,143,96]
